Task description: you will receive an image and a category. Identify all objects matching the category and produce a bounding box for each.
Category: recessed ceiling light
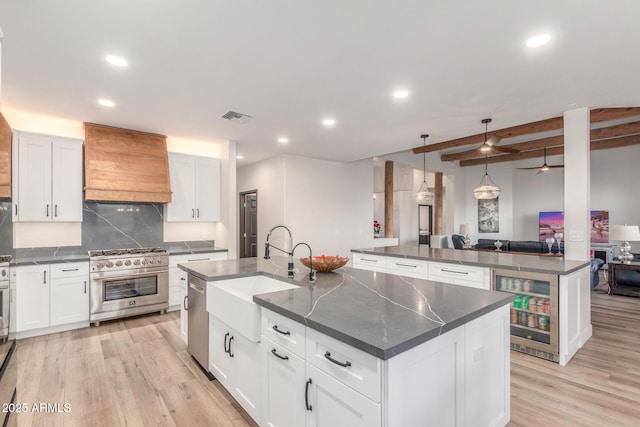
[106,55,128,67]
[322,118,335,126]
[98,99,115,107]
[236,155,244,159]
[277,137,289,144]
[526,33,551,48]
[392,89,409,99]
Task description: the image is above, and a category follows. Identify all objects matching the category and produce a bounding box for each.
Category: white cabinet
[428,261,489,289]
[306,363,381,427]
[165,153,220,222]
[385,257,429,279]
[13,131,83,222]
[49,263,89,326]
[16,265,50,331]
[209,316,261,422]
[352,253,386,273]
[15,262,89,333]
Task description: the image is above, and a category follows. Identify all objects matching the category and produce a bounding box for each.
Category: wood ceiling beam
[412,116,562,154]
[441,120,640,162]
[413,107,640,155]
[441,135,564,162]
[459,134,640,167]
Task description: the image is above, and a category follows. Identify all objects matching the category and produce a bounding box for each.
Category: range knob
[1,269,6,277]
[96,262,105,269]
[140,259,146,265]
[106,261,114,268]
[124,260,132,266]
[133,259,140,266]
[115,260,123,267]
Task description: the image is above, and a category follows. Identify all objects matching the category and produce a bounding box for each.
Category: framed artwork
[478,198,499,233]
[538,210,609,242]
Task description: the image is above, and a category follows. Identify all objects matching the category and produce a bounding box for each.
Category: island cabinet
[260,306,510,427]
[209,315,261,423]
[352,252,489,289]
[12,131,83,222]
[164,153,221,222]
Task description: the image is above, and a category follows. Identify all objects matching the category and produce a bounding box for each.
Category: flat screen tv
[538,210,609,243]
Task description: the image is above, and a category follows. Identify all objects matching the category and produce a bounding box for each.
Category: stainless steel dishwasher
[187,274,215,380]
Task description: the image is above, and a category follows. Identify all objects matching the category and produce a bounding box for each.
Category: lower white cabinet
[16,262,89,333]
[209,315,261,423]
[428,261,489,289]
[178,269,188,344]
[261,338,307,427]
[351,253,386,273]
[305,363,381,427]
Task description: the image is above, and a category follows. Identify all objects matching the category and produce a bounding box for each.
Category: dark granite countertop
[179,256,513,360]
[352,246,590,275]
[10,241,228,266]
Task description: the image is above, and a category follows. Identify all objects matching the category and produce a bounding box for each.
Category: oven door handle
[92,269,168,282]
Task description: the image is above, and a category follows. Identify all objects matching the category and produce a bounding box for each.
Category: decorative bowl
[299,255,349,272]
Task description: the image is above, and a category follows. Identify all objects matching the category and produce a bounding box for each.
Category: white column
[563,108,590,261]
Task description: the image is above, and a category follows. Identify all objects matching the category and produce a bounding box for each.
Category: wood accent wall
[84,123,172,203]
[384,161,393,238]
[0,113,11,198]
[434,172,443,235]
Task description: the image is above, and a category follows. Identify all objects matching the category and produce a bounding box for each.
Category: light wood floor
[13,290,640,426]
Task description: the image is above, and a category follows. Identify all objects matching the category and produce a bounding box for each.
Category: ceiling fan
[516,147,564,174]
[475,118,520,154]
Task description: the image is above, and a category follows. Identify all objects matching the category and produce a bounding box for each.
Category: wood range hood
[84,123,172,203]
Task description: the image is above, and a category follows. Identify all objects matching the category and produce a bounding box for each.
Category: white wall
[237,154,376,258]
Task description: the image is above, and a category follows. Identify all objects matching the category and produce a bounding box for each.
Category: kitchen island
[180,256,513,426]
[352,246,591,366]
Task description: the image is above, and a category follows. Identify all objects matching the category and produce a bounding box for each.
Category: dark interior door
[240,191,258,258]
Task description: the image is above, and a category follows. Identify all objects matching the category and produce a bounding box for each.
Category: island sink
[207,275,298,342]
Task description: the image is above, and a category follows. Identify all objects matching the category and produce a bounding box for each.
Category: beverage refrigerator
[492,268,559,362]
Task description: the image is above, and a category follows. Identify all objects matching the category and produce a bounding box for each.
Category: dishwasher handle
[189,281,205,293]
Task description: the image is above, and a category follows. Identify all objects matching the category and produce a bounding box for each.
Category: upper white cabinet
[165,152,220,222]
[13,131,83,222]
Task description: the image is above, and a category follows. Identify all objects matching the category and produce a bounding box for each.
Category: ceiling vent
[221,110,253,124]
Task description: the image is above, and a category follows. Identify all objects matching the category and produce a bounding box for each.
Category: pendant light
[415,134,435,203]
[473,120,501,199]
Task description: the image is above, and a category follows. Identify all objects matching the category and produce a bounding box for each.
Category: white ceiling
[0,1,638,165]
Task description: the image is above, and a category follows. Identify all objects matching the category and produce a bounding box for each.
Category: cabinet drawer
[352,253,386,272]
[385,257,428,279]
[262,309,306,359]
[429,262,485,284]
[306,328,381,403]
[50,262,89,278]
[169,251,227,268]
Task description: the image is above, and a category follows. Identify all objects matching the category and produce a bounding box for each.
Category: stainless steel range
[0,256,10,341]
[89,248,168,325]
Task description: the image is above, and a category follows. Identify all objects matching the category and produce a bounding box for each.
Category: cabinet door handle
[183,295,188,311]
[224,332,230,354]
[441,269,469,275]
[228,336,234,358]
[305,379,313,411]
[272,324,291,336]
[180,276,186,281]
[14,204,17,216]
[192,209,195,218]
[361,258,378,263]
[187,258,209,262]
[396,263,417,268]
[46,204,50,217]
[55,204,58,217]
[84,281,87,294]
[62,268,79,272]
[9,288,12,304]
[324,351,351,368]
[196,208,200,218]
[43,270,47,284]
[270,348,289,361]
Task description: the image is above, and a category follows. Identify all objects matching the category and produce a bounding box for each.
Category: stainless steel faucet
[292,242,316,283]
[264,225,295,277]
